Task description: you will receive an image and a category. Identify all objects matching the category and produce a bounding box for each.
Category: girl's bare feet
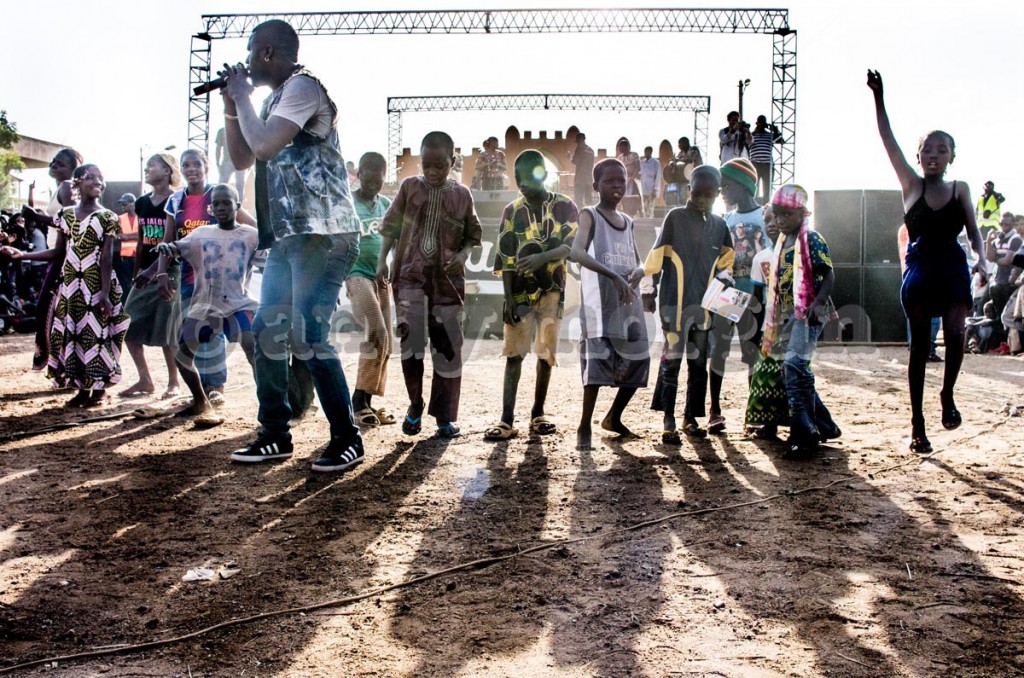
[119,382,156,398]
[600,414,638,438]
[576,426,592,451]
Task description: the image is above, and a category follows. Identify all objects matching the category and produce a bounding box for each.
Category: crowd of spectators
[0,208,45,333]
[970,202,1024,355]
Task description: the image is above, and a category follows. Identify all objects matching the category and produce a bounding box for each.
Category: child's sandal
[661,429,682,446]
[402,415,422,436]
[707,415,726,435]
[355,407,381,428]
[484,422,519,441]
[374,407,397,425]
[530,416,558,435]
[682,422,707,438]
[436,423,461,439]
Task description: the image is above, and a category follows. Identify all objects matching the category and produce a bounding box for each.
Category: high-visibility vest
[119,213,139,257]
[977,194,1001,231]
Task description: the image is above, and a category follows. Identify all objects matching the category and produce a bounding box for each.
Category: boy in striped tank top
[569,159,649,451]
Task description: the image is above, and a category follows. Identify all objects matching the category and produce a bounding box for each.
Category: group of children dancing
[0,69,981,465]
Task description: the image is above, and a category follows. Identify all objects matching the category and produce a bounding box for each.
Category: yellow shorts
[502,291,563,365]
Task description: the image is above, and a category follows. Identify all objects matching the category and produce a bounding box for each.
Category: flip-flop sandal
[374,407,397,425]
[355,407,381,428]
[119,388,155,398]
[484,422,519,441]
[206,390,226,408]
[682,422,708,438]
[402,415,422,436]
[707,415,726,434]
[194,412,226,428]
[661,429,682,445]
[161,387,182,400]
[436,423,461,439]
[530,416,558,436]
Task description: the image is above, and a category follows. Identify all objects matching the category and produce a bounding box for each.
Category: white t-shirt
[175,224,260,319]
[751,246,774,288]
[261,74,333,139]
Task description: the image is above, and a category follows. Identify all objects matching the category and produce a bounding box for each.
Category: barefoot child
[347,152,395,428]
[485,150,578,441]
[377,131,482,438]
[2,164,130,407]
[868,69,987,453]
[570,158,649,451]
[119,153,183,399]
[154,184,258,427]
[643,165,733,442]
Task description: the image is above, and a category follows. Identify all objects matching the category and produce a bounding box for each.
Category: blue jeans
[253,233,359,440]
[181,285,228,389]
[781,317,830,441]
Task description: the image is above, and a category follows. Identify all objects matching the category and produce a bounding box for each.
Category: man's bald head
[252,19,299,61]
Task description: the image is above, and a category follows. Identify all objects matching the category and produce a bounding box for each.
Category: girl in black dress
[868,70,987,453]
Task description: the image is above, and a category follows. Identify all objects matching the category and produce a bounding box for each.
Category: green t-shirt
[348,192,392,280]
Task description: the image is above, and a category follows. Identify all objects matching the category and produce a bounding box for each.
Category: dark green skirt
[745,354,789,427]
[124,265,182,347]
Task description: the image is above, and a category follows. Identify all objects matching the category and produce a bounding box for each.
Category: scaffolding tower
[189,8,797,188]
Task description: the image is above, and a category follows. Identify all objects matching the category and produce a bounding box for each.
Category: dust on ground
[1,333,1022,677]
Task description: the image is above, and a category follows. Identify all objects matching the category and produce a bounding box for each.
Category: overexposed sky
[5,0,1021,210]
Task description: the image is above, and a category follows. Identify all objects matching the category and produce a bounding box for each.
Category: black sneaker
[311,436,364,473]
[230,433,293,463]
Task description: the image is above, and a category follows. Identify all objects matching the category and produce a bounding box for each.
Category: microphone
[193,77,227,96]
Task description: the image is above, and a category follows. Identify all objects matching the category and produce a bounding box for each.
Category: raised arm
[867,70,918,199]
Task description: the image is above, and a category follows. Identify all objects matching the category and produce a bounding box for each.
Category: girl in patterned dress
[3,165,130,407]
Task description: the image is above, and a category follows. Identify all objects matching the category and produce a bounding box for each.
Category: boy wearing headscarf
[760,184,841,457]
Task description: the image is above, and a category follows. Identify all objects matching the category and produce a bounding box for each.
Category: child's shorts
[502,291,562,365]
[180,311,254,345]
[580,337,650,388]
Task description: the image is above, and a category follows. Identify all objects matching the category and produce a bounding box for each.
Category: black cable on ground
[0,449,943,675]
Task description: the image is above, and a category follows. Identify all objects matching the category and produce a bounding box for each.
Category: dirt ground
[1,331,1022,677]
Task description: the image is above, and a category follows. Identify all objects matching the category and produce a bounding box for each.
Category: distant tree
[0,110,24,210]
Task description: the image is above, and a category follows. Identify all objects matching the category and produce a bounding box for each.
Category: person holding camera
[719,111,752,163]
[749,115,784,202]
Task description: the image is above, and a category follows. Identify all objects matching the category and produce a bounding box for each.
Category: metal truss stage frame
[189,8,797,186]
[386,94,710,181]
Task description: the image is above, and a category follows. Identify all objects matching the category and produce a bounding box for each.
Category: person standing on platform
[639,146,661,218]
[976,180,1004,239]
[570,132,595,208]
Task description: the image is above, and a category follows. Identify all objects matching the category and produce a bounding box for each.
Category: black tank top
[903,180,965,248]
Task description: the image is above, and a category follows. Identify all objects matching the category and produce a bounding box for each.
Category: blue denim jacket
[255,69,359,248]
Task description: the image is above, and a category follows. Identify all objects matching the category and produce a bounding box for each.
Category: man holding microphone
[218,19,364,473]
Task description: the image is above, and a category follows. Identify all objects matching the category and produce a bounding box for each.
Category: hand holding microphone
[193,63,254,102]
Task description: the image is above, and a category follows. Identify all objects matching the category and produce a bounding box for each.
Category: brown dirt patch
[1,334,1022,676]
